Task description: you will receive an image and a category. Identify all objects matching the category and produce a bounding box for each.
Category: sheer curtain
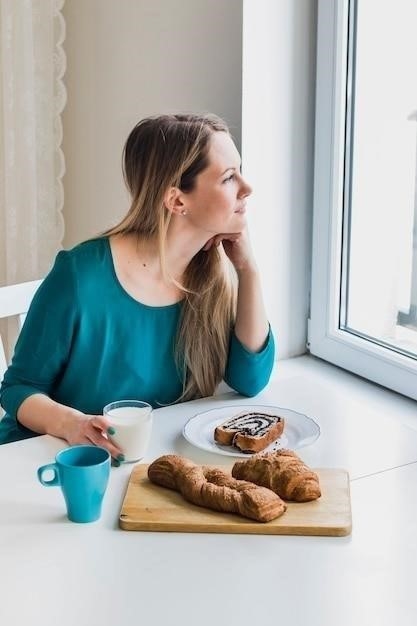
[0,0,66,286]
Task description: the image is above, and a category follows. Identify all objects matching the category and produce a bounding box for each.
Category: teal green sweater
[0,238,275,444]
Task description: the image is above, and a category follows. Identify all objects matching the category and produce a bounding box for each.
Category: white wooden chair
[0,280,42,384]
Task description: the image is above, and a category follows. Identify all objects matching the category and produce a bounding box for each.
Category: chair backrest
[0,280,42,383]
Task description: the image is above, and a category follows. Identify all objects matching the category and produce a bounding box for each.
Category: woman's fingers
[86,430,122,459]
[85,417,123,459]
[203,233,241,251]
[76,435,92,445]
[203,237,216,251]
[89,415,113,434]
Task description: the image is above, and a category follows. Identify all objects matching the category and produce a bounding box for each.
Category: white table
[2,371,417,626]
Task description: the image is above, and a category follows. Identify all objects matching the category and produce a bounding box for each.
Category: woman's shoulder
[42,238,110,290]
[55,237,109,271]
[65,236,108,260]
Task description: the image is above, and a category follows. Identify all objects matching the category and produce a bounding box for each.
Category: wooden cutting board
[119,465,352,536]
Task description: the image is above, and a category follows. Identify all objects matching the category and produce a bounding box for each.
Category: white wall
[62,0,242,247]
[242,0,317,359]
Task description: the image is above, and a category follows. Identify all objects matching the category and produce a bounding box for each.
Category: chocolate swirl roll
[214,411,285,453]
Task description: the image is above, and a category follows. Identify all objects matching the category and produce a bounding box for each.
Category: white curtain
[0,0,66,286]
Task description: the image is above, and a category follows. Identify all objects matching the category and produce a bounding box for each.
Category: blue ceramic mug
[37,445,111,523]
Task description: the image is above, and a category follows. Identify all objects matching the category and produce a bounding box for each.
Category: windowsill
[269,353,417,432]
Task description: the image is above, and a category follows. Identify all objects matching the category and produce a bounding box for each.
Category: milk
[105,404,152,462]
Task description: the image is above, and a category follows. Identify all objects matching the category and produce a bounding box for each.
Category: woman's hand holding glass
[64,412,124,461]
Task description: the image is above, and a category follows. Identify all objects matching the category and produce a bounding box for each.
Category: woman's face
[182,131,252,235]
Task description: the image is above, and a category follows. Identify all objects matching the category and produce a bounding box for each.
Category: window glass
[342,0,417,358]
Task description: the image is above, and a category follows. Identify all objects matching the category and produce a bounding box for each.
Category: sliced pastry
[214,410,285,453]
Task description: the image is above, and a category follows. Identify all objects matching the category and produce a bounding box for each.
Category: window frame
[309,0,417,401]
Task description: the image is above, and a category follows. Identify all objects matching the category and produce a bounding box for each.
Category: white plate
[182,404,320,458]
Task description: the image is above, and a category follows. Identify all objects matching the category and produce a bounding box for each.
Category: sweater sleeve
[0,251,78,420]
[223,326,275,397]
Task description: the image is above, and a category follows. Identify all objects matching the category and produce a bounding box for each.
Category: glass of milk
[103,400,153,463]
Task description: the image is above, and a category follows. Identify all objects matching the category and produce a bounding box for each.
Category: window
[309,0,417,400]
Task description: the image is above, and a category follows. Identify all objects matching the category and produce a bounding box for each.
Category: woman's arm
[204,229,275,396]
[234,265,269,351]
[205,228,270,350]
[17,394,122,457]
[0,251,122,457]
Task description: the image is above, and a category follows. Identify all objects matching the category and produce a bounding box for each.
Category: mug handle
[37,463,61,486]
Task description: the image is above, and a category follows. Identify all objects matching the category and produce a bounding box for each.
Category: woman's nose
[239,177,252,198]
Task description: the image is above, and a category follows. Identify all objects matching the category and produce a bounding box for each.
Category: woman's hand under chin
[203,228,257,273]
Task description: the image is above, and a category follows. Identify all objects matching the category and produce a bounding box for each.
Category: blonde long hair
[104,113,237,401]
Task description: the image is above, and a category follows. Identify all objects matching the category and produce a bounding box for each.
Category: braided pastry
[147,454,287,522]
[232,449,321,502]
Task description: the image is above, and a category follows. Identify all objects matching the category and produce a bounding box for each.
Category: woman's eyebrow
[221,164,242,176]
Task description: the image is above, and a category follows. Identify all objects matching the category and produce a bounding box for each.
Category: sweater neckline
[102,237,184,311]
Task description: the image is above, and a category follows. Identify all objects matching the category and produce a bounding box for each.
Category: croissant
[147,454,287,522]
[232,449,321,502]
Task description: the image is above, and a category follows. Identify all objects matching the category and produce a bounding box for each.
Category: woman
[0,113,275,459]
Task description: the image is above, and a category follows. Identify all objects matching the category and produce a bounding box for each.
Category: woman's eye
[223,174,235,183]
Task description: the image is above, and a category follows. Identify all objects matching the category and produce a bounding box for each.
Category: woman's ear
[164,187,187,216]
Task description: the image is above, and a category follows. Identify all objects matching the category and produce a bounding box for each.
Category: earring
[181,210,187,216]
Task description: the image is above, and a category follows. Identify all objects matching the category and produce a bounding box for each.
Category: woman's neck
[124,219,210,282]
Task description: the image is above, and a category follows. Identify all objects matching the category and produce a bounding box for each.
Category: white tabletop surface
[1,359,417,626]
